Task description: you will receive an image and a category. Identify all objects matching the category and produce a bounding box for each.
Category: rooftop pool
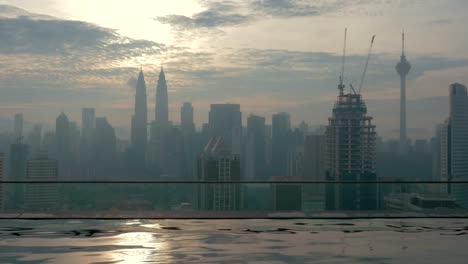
[0,218,467,263]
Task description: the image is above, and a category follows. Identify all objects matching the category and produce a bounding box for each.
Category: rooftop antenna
[338,28,347,96]
[358,35,376,94]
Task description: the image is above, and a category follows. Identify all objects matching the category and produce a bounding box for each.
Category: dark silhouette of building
[25,151,58,211]
[150,67,170,174]
[14,113,23,140]
[245,114,266,180]
[197,137,241,210]
[272,112,291,177]
[131,69,148,166]
[8,141,28,210]
[181,102,196,180]
[95,117,117,165]
[181,102,195,133]
[81,108,96,165]
[56,112,71,179]
[325,92,378,211]
[208,104,242,155]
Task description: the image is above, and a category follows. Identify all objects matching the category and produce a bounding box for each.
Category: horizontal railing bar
[0,180,464,184]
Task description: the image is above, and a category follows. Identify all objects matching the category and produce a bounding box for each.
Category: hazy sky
[0,0,467,139]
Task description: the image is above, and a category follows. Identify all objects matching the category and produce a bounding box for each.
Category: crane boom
[358,35,376,94]
[338,28,347,96]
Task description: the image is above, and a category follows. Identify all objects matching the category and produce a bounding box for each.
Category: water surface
[0,219,467,263]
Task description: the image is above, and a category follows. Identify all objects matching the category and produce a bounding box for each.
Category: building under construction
[325,30,378,210]
[325,92,378,210]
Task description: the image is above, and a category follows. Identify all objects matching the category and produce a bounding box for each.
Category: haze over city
[0,0,468,139]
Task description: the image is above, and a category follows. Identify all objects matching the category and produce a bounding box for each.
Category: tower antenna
[358,35,376,94]
[402,30,405,56]
[338,28,347,96]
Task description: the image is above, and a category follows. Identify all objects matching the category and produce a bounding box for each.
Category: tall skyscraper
[27,124,42,155]
[56,113,71,179]
[304,134,326,182]
[155,67,169,130]
[8,142,28,209]
[245,115,266,180]
[448,83,468,207]
[181,102,196,179]
[271,112,291,177]
[131,69,148,164]
[395,32,411,155]
[69,122,81,159]
[81,108,96,143]
[325,91,378,210]
[208,104,242,155]
[25,151,58,211]
[95,117,117,165]
[81,108,95,166]
[431,121,450,193]
[14,113,23,140]
[56,113,71,157]
[197,137,241,211]
[181,102,195,133]
[149,67,171,174]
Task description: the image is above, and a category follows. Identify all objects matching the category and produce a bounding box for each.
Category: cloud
[0,4,54,20]
[156,0,414,32]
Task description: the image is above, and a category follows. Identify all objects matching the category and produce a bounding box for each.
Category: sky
[0,0,467,140]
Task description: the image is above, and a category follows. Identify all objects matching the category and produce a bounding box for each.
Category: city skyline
[0,2,467,139]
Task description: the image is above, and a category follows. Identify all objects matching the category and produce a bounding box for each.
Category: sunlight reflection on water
[0,219,468,263]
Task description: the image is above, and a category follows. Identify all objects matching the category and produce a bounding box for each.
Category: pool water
[0,219,467,263]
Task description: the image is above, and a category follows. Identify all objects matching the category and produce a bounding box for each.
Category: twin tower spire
[131,66,168,161]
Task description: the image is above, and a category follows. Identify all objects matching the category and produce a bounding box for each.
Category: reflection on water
[114,232,166,263]
[0,219,468,263]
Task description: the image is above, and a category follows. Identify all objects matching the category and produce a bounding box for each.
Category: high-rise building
[8,142,28,210]
[56,113,71,179]
[42,132,56,157]
[81,108,95,143]
[395,32,411,155]
[448,83,468,207]
[149,67,170,173]
[155,67,169,131]
[413,139,429,153]
[271,112,291,177]
[14,113,23,140]
[431,122,450,193]
[56,113,71,157]
[95,117,117,165]
[245,115,266,180]
[27,124,42,155]
[197,137,241,211]
[181,102,196,179]
[81,108,95,166]
[69,122,81,160]
[304,134,326,182]
[208,104,242,155]
[131,70,148,164]
[181,102,195,133]
[325,91,378,210]
[24,151,58,211]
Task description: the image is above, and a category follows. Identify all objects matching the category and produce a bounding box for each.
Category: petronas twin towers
[131,67,168,166]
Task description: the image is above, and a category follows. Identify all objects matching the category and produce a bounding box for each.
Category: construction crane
[338,28,347,96]
[358,35,376,94]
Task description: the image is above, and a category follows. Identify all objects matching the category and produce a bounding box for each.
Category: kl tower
[395,31,411,155]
